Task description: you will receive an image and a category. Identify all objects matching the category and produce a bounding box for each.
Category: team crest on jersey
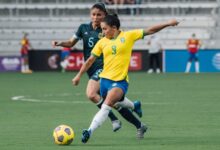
[98,33,104,39]
[120,37,125,43]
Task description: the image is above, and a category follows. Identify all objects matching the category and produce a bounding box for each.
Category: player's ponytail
[103,13,120,29]
[91,2,108,15]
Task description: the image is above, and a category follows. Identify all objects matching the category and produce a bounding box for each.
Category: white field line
[11,96,89,104]
[11,95,169,105]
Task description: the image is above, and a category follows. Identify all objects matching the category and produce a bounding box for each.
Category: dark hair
[103,14,120,29]
[91,2,108,15]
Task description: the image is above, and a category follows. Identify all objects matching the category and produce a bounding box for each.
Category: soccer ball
[53,125,75,145]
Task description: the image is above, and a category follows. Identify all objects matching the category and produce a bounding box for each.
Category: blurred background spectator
[147,35,163,74]
[104,0,114,5]
[60,47,71,73]
[105,0,125,5]
[185,33,202,73]
[20,32,33,73]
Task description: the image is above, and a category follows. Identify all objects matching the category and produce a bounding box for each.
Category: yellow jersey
[91,29,144,82]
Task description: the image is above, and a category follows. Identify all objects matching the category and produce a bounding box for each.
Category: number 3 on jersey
[88,37,94,48]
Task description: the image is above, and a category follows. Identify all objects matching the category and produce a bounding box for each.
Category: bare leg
[86,79,120,131]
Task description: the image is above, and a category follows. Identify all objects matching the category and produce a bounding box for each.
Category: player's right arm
[52,37,78,48]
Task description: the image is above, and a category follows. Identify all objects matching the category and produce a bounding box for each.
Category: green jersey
[73,22,103,78]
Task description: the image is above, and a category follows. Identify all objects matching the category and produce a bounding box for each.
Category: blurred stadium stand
[0,0,219,55]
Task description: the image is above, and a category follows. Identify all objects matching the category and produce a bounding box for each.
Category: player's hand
[72,75,80,86]
[51,41,58,48]
[168,19,179,26]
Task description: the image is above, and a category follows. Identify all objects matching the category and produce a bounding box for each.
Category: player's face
[101,22,117,39]
[90,8,106,27]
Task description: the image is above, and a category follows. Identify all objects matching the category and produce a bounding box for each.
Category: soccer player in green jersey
[52,3,147,137]
[72,14,179,143]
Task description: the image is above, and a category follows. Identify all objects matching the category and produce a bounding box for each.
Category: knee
[104,98,115,107]
[86,91,97,102]
[105,101,115,107]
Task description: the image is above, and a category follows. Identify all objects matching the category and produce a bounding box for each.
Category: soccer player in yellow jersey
[53,3,149,137]
[72,14,179,143]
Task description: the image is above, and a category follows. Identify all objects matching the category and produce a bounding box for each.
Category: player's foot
[156,69,161,74]
[21,70,33,74]
[133,101,142,118]
[148,69,153,74]
[112,120,122,132]
[81,129,91,143]
[137,124,148,139]
[27,69,33,73]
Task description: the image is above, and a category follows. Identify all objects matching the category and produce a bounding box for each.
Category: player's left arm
[72,55,97,86]
[143,19,179,36]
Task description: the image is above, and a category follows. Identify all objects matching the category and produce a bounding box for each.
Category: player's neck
[92,23,100,30]
[111,30,121,40]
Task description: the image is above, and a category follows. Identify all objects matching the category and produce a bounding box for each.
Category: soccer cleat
[81,129,91,143]
[112,120,122,132]
[137,124,148,139]
[133,101,142,118]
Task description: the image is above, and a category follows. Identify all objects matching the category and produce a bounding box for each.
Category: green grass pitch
[0,72,220,150]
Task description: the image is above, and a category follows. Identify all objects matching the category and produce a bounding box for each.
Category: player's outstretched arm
[52,37,78,48]
[72,55,96,86]
[143,19,179,36]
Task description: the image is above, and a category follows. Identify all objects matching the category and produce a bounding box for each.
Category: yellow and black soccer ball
[53,125,74,145]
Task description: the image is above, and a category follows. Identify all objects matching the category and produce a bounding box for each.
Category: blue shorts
[100,78,128,98]
[188,52,199,61]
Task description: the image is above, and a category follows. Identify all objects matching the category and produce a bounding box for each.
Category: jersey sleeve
[91,40,102,57]
[72,24,83,40]
[126,29,144,41]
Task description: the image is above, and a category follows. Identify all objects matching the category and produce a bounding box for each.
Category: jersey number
[88,37,94,48]
[112,45,117,55]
